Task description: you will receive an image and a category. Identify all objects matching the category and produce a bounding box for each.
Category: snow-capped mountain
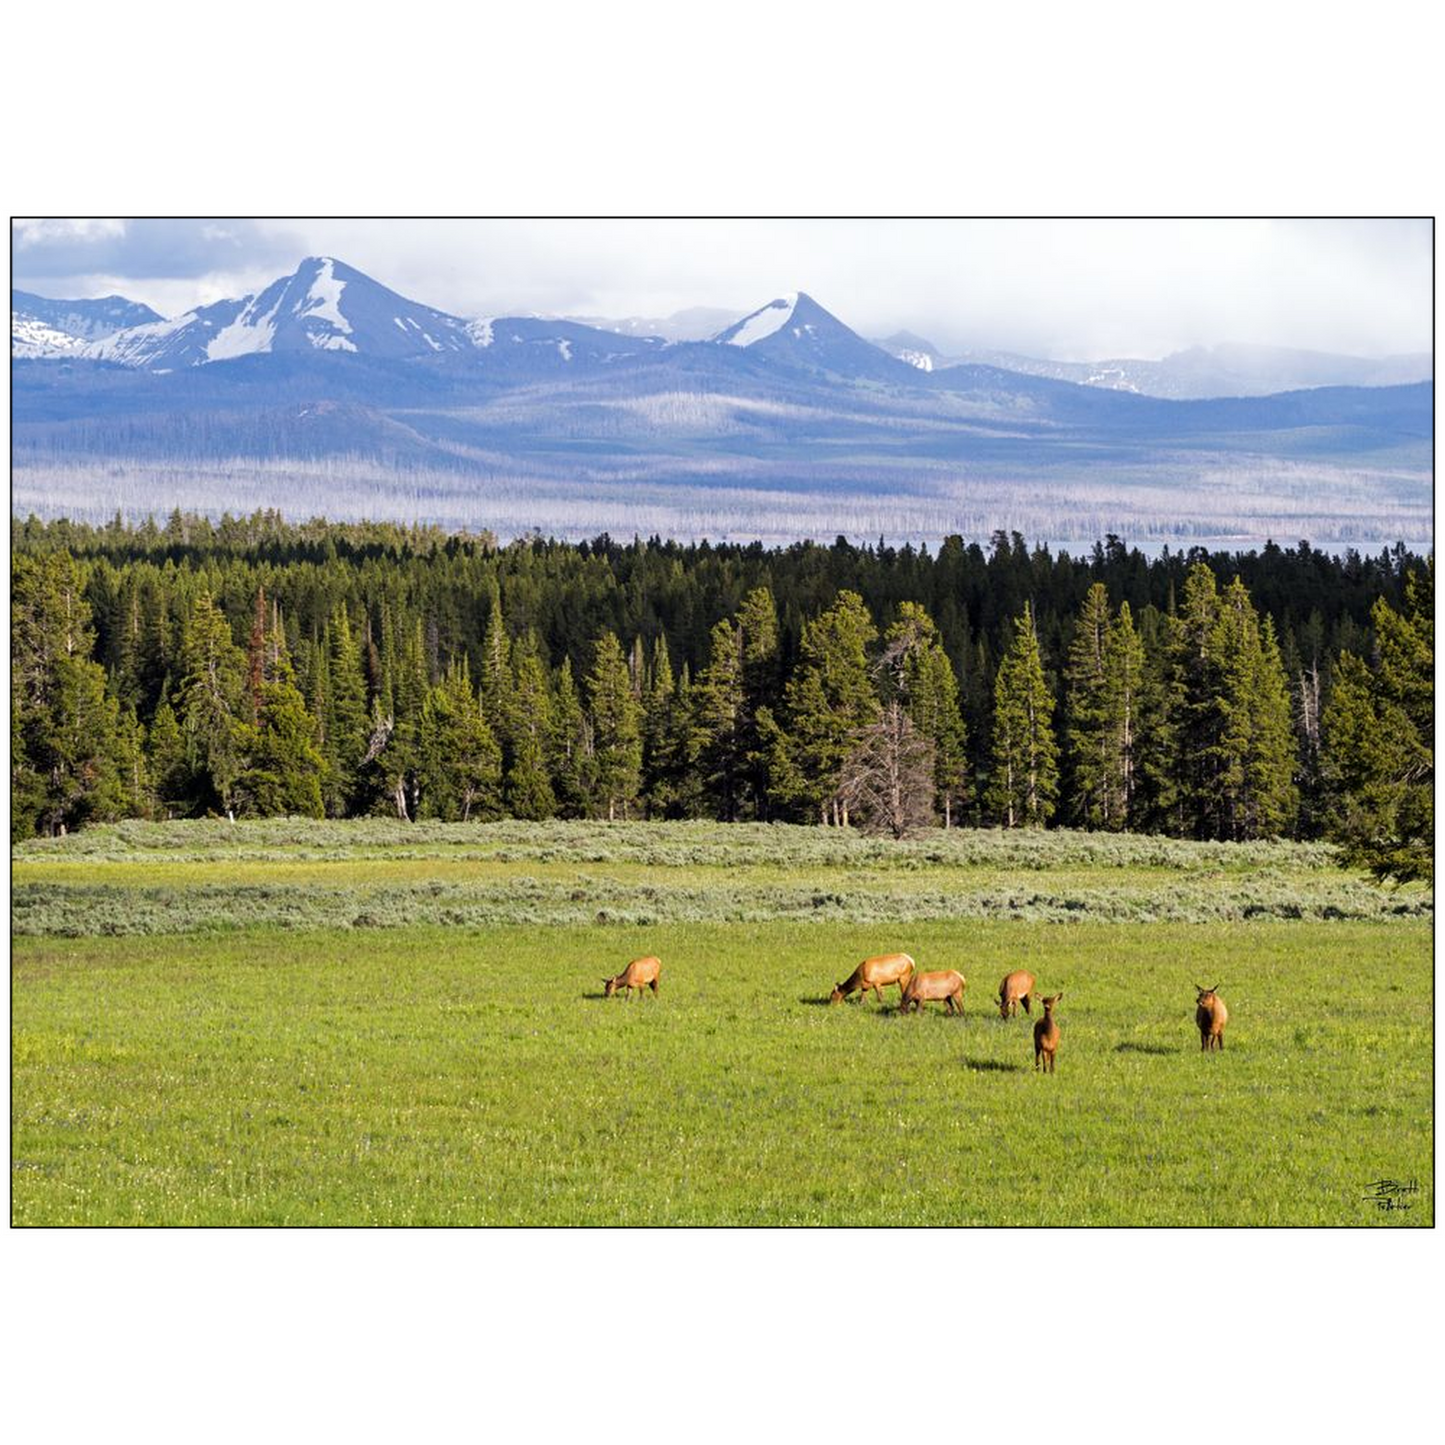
[12,289,164,358]
[12,289,162,343]
[713,292,912,380]
[68,257,670,375]
[13,312,86,358]
[84,257,482,368]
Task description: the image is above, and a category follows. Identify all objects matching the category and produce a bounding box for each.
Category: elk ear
[1211,984,1220,994]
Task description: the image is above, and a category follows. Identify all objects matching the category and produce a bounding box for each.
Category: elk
[830,952,915,1006]
[604,956,662,999]
[1033,993,1063,1072]
[900,969,967,1016]
[997,969,1036,1020]
[1194,983,1227,1051]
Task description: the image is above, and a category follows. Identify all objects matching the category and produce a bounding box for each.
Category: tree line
[10,513,1432,881]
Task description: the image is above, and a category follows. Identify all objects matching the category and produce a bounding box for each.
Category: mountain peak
[714,294,802,347]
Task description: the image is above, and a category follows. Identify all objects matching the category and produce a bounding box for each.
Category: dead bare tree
[837,701,937,838]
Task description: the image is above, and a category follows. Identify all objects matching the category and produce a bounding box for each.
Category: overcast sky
[11,217,1433,361]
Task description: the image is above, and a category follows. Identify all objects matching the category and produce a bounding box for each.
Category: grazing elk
[997,970,1036,1020]
[830,952,915,1006]
[604,956,662,999]
[1033,993,1063,1073]
[1194,983,1228,1051]
[900,969,967,1016]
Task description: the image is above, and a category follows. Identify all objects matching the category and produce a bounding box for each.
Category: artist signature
[1362,1178,1420,1212]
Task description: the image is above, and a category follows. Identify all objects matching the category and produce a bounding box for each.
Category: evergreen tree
[689,618,746,820]
[145,699,189,819]
[1135,604,1185,834]
[549,656,592,817]
[1321,567,1433,882]
[324,603,370,815]
[236,608,325,818]
[987,602,1059,827]
[1066,586,1145,831]
[176,591,248,817]
[504,632,557,820]
[1066,582,1115,828]
[641,634,687,818]
[1104,601,1145,829]
[10,553,126,838]
[587,630,643,819]
[880,601,967,825]
[418,657,503,821]
[767,590,879,824]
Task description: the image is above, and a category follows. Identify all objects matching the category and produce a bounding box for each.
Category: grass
[10,821,1433,1226]
[12,819,1431,933]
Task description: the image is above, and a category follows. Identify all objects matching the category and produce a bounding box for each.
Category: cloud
[10,218,1433,360]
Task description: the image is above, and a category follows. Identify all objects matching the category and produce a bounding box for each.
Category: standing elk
[1194,983,1227,1051]
[997,970,1036,1020]
[830,953,915,1006]
[1033,992,1063,1072]
[604,956,662,999]
[900,969,967,1016]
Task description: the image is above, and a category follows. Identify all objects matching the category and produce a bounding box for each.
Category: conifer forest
[10,512,1432,883]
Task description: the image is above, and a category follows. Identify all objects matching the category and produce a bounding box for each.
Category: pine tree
[1135,604,1185,834]
[549,656,592,817]
[11,552,128,838]
[987,602,1059,827]
[587,631,643,819]
[418,657,503,821]
[480,583,512,741]
[504,632,557,820]
[1066,582,1115,828]
[176,591,248,817]
[145,699,189,818]
[641,634,687,818]
[689,618,746,820]
[767,590,879,824]
[1103,601,1145,829]
[322,603,370,817]
[1066,586,1145,831]
[736,586,781,816]
[1321,567,1433,882]
[880,601,967,825]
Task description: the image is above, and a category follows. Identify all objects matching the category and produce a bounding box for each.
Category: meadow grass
[12,914,1432,1226]
[12,819,1430,933]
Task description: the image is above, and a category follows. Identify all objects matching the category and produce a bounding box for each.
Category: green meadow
[11,821,1433,1225]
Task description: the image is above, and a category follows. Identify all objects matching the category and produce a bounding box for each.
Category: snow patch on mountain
[468,318,495,347]
[719,295,799,347]
[300,258,351,333]
[12,312,84,357]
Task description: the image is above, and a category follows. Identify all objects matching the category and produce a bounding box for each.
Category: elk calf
[997,970,1035,1020]
[900,969,967,1016]
[830,953,915,1005]
[1194,983,1227,1051]
[604,956,661,999]
[1033,993,1063,1073]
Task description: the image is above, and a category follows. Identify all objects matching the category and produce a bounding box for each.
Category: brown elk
[900,969,967,1016]
[1033,993,1063,1072]
[1194,983,1227,1051]
[830,952,915,1006]
[604,956,662,999]
[997,970,1036,1020]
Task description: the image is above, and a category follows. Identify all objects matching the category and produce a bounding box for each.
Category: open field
[11,821,1433,1225]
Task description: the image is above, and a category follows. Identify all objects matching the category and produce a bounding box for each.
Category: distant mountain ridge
[874,332,1433,399]
[11,256,1432,553]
